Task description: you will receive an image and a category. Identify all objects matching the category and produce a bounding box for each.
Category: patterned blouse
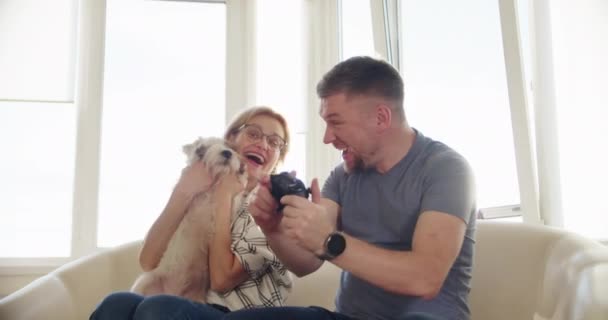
[205,189,292,310]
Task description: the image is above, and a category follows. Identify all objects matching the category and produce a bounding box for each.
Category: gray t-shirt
[322,129,476,320]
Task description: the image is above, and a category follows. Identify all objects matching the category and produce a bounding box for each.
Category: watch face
[327,233,346,256]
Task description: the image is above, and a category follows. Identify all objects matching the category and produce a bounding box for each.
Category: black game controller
[270,172,311,212]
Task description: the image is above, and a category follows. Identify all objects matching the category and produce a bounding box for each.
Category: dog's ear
[182,137,207,158]
[195,145,207,159]
[182,142,195,156]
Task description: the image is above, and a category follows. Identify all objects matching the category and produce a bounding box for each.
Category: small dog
[130,137,248,303]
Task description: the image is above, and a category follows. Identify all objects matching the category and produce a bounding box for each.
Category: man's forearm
[266,226,323,277]
[330,216,466,300]
[330,233,441,297]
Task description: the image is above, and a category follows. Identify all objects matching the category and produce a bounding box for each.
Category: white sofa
[1,221,607,320]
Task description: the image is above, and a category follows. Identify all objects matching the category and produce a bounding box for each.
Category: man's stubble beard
[343,155,365,174]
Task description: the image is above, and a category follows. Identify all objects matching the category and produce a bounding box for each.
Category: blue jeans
[222,306,443,320]
[89,291,228,320]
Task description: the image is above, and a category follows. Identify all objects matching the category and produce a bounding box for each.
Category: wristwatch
[318,231,346,260]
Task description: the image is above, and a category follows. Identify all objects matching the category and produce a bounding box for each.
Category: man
[225,56,477,320]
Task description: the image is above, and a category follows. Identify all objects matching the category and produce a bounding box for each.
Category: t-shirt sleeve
[322,164,344,205]
[230,214,289,281]
[420,151,476,224]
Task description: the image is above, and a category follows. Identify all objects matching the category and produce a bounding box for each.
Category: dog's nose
[221,150,232,159]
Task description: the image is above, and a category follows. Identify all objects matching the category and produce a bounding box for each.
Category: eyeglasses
[237,124,287,151]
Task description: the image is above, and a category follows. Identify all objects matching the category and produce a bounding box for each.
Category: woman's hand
[140,161,212,271]
[214,173,246,201]
[174,161,214,200]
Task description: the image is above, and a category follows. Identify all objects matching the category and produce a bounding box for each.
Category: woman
[90,106,292,320]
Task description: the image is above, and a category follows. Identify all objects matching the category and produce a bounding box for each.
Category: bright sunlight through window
[97,0,226,247]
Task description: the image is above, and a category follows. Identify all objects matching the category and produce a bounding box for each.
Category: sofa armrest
[0,275,75,320]
[0,241,142,320]
[471,221,608,320]
[570,262,608,320]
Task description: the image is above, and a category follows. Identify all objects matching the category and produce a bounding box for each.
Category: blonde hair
[224,106,291,164]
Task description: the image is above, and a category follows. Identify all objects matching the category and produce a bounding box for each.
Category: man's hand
[174,161,214,200]
[281,179,336,255]
[249,176,282,234]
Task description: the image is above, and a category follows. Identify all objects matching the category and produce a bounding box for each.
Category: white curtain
[304,0,341,185]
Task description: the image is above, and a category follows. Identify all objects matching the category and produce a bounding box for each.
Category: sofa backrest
[0,275,75,320]
[285,262,341,309]
[285,221,608,319]
[2,221,607,320]
[55,241,143,320]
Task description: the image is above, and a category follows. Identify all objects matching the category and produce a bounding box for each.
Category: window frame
[379,0,539,222]
[0,0,108,276]
[0,0,234,275]
[0,0,556,282]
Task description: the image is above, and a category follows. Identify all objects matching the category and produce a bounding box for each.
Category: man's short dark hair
[316,56,404,110]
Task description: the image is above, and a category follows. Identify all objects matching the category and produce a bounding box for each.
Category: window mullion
[71,0,107,257]
[369,0,400,70]
[225,0,258,123]
[370,0,388,60]
[530,0,565,227]
[497,0,541,224]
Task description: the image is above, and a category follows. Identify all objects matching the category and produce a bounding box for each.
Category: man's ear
[376,104,392,130]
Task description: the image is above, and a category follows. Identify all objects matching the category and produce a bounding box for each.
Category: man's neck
[374,125,416,174]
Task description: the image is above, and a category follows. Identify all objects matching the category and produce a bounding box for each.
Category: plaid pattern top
[206,189,292,310]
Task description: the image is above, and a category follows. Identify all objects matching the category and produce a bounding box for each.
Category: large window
[255,0,307,178]
[340,0,375,60]
[2,0,604,276]
[399,0,521,214]
[97,0,226,247]
[339,0,522,217]
[0,0,77,101]
[552,0,608,240]
[0,102,76,257]
[0,0,78,258]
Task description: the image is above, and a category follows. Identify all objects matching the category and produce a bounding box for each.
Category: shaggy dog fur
[130,137,247,302]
